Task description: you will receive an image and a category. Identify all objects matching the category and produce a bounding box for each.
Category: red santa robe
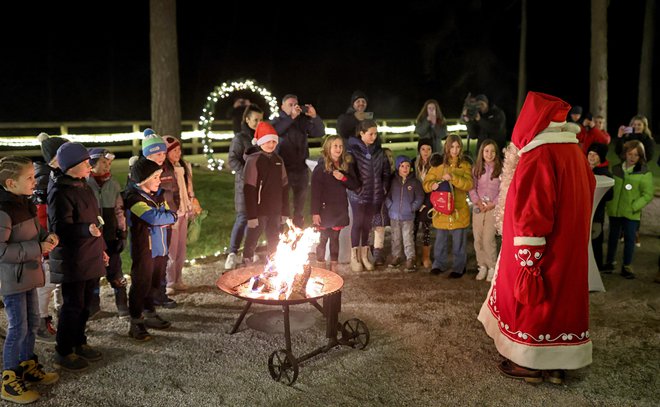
[478,92,596,370]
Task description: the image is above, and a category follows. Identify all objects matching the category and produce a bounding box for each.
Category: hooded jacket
[606,162,653,221]
[386,173,424,221]
[124,185,177,259]
[0,187,47,295]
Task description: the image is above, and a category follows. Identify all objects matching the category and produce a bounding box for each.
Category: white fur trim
[256,134,278,146]
[518,131,579,156]
[513,236,546,246]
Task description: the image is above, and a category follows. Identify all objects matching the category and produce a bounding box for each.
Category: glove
[247,218,259,228]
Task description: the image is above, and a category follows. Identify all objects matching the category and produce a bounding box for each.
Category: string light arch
[198,79,279,171]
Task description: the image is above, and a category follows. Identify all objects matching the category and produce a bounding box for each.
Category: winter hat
[395,155,411,170]
[417,138,433,152]
[37,132,69,165]
[587,142,608,164]
[56,142,90,173]
[350,90,368,105]
[474,94,489,104]
[253,122,279,146]
[88,148,115,166]
[142,128,167,156]
[131,157,163,185]
[163,135,181,152]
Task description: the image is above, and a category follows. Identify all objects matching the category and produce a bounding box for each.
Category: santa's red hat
[253,122,279,146]
[512,92,575,153]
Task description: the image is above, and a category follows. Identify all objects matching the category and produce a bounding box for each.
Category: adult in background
[271,94,325,228]
[462,94,507,153]
[478,91,595,385]
[227,97,251,135]
[414,99,447,153]
[337,90,371,140]
[615,114,655,162]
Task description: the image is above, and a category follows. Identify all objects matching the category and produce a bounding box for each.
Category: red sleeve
[37,203,48,229]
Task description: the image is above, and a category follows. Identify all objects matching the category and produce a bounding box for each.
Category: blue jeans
[287,169,310,228]
[229,211,248,254]
[432,228,468,273]
[3,289,39,370]
[606,217,639,266]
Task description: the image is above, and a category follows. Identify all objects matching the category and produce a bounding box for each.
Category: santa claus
[478,91,596,384]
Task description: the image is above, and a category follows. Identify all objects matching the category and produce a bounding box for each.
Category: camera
[462,93,479,121]
[299,105,309,114]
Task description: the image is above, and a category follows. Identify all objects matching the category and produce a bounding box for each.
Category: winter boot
[2,368,39,404]
[129,318,152,341]
[35,317,56,344]
[475,266,488,280]
[19,355,59,385]
[486,267,495,282]
[350,247,363,272]
[372,248,385,267]
[74,345,103,362]
[224,252,238,270]
[114,287,129,318]
[422,246,432,268]
[53,352,88,373]
[360,246,374,271]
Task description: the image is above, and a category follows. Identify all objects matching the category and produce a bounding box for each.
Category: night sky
[1,0,657,136]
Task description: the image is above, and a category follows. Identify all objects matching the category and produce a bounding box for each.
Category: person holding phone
[414,99,447,153]
[337,90,374,140]
[615,115,655,162]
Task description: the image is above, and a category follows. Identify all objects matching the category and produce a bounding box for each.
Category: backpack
[429,181,455,215]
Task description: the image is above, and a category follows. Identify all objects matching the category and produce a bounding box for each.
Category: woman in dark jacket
[311,136,359,270]
[346,120,390,272]
[414,99,447,153]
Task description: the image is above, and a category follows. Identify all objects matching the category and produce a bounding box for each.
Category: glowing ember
[237,220,321,300]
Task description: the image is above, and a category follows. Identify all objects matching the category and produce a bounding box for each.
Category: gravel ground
[2,199,658,407]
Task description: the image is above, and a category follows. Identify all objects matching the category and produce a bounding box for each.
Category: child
[371,148,394,267]
[603,140,653,279]
[242,122,289,263]
[386,156,424,271]
[0,156,59,404]
[311,136,359,271]
[33,133,68,343]
[160,136,195,294]
[48,142,106,372]
[468,139,501,282]
[86,148,129,317]
[586,143,613,270]
[225,104,264,270]
[346,119,391,272]
[423,134,473,278]
[124,158,178,341]
[411,138,433,268]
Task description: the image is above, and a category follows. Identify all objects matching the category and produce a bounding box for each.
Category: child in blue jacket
[386,156,424,271]
[124,158,177,341]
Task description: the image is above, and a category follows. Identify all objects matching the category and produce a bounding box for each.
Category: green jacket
[606,162,653,220]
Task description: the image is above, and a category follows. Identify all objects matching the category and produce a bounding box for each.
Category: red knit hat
[253,122,279,146]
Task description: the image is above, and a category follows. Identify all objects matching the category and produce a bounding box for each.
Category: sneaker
[53,353,88,372]
[153,295,177,309]
[475,266,488,281]
[224,252,238,270]
[19,355,59,385]
[1,369,40,404]
[144,313,171,330]
[621,265,635,279]
[448,271,464,279]
[486,268,495,282]
[129,320,152,341]
[388,257,403,268]
[430,268,445,275]
[404,258,416,272]
[74,345,103,362]
[36,317,56,344]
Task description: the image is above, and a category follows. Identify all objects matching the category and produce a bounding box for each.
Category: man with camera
[271,94,326,228]
[462,94,507,154]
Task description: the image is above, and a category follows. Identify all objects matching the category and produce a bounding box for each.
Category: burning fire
[238,220,324,300]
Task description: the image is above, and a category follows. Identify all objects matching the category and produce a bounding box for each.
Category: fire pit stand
[217,266,370,385]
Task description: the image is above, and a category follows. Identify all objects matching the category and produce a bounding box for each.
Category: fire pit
[217,265,369,385]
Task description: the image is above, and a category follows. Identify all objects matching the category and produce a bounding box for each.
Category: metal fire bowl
[216,266,344,306]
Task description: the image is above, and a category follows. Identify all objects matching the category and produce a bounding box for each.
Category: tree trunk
[638,0,654,123]
[590,0,608,121]
[516,0,527,115]
[149,0,181,138]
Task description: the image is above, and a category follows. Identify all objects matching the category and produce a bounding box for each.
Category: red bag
[429,181,455,215]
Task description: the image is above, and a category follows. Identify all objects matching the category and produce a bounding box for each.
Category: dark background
[0,0,657,136]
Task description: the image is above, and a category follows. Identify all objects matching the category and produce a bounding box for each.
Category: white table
[588,175,615,292]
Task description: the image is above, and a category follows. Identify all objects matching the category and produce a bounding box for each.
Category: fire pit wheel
[341,318,370,350]
[268,349,299,385]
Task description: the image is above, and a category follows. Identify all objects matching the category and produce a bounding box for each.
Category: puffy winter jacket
[386,174,424,221]
[310,157,360,228]
[423,158,473,230]
[346,137,390,206]
[228,123,256,212]
[606,162,653,221]
[0,188,47,295]
[124,186,177,259]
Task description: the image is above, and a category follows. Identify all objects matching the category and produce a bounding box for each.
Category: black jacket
[466,104,507,151]
[346,137,390,206]
[47,170,106,283]
[272,110,325,172]
[243,150,289,220]
[310,158,360,228]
